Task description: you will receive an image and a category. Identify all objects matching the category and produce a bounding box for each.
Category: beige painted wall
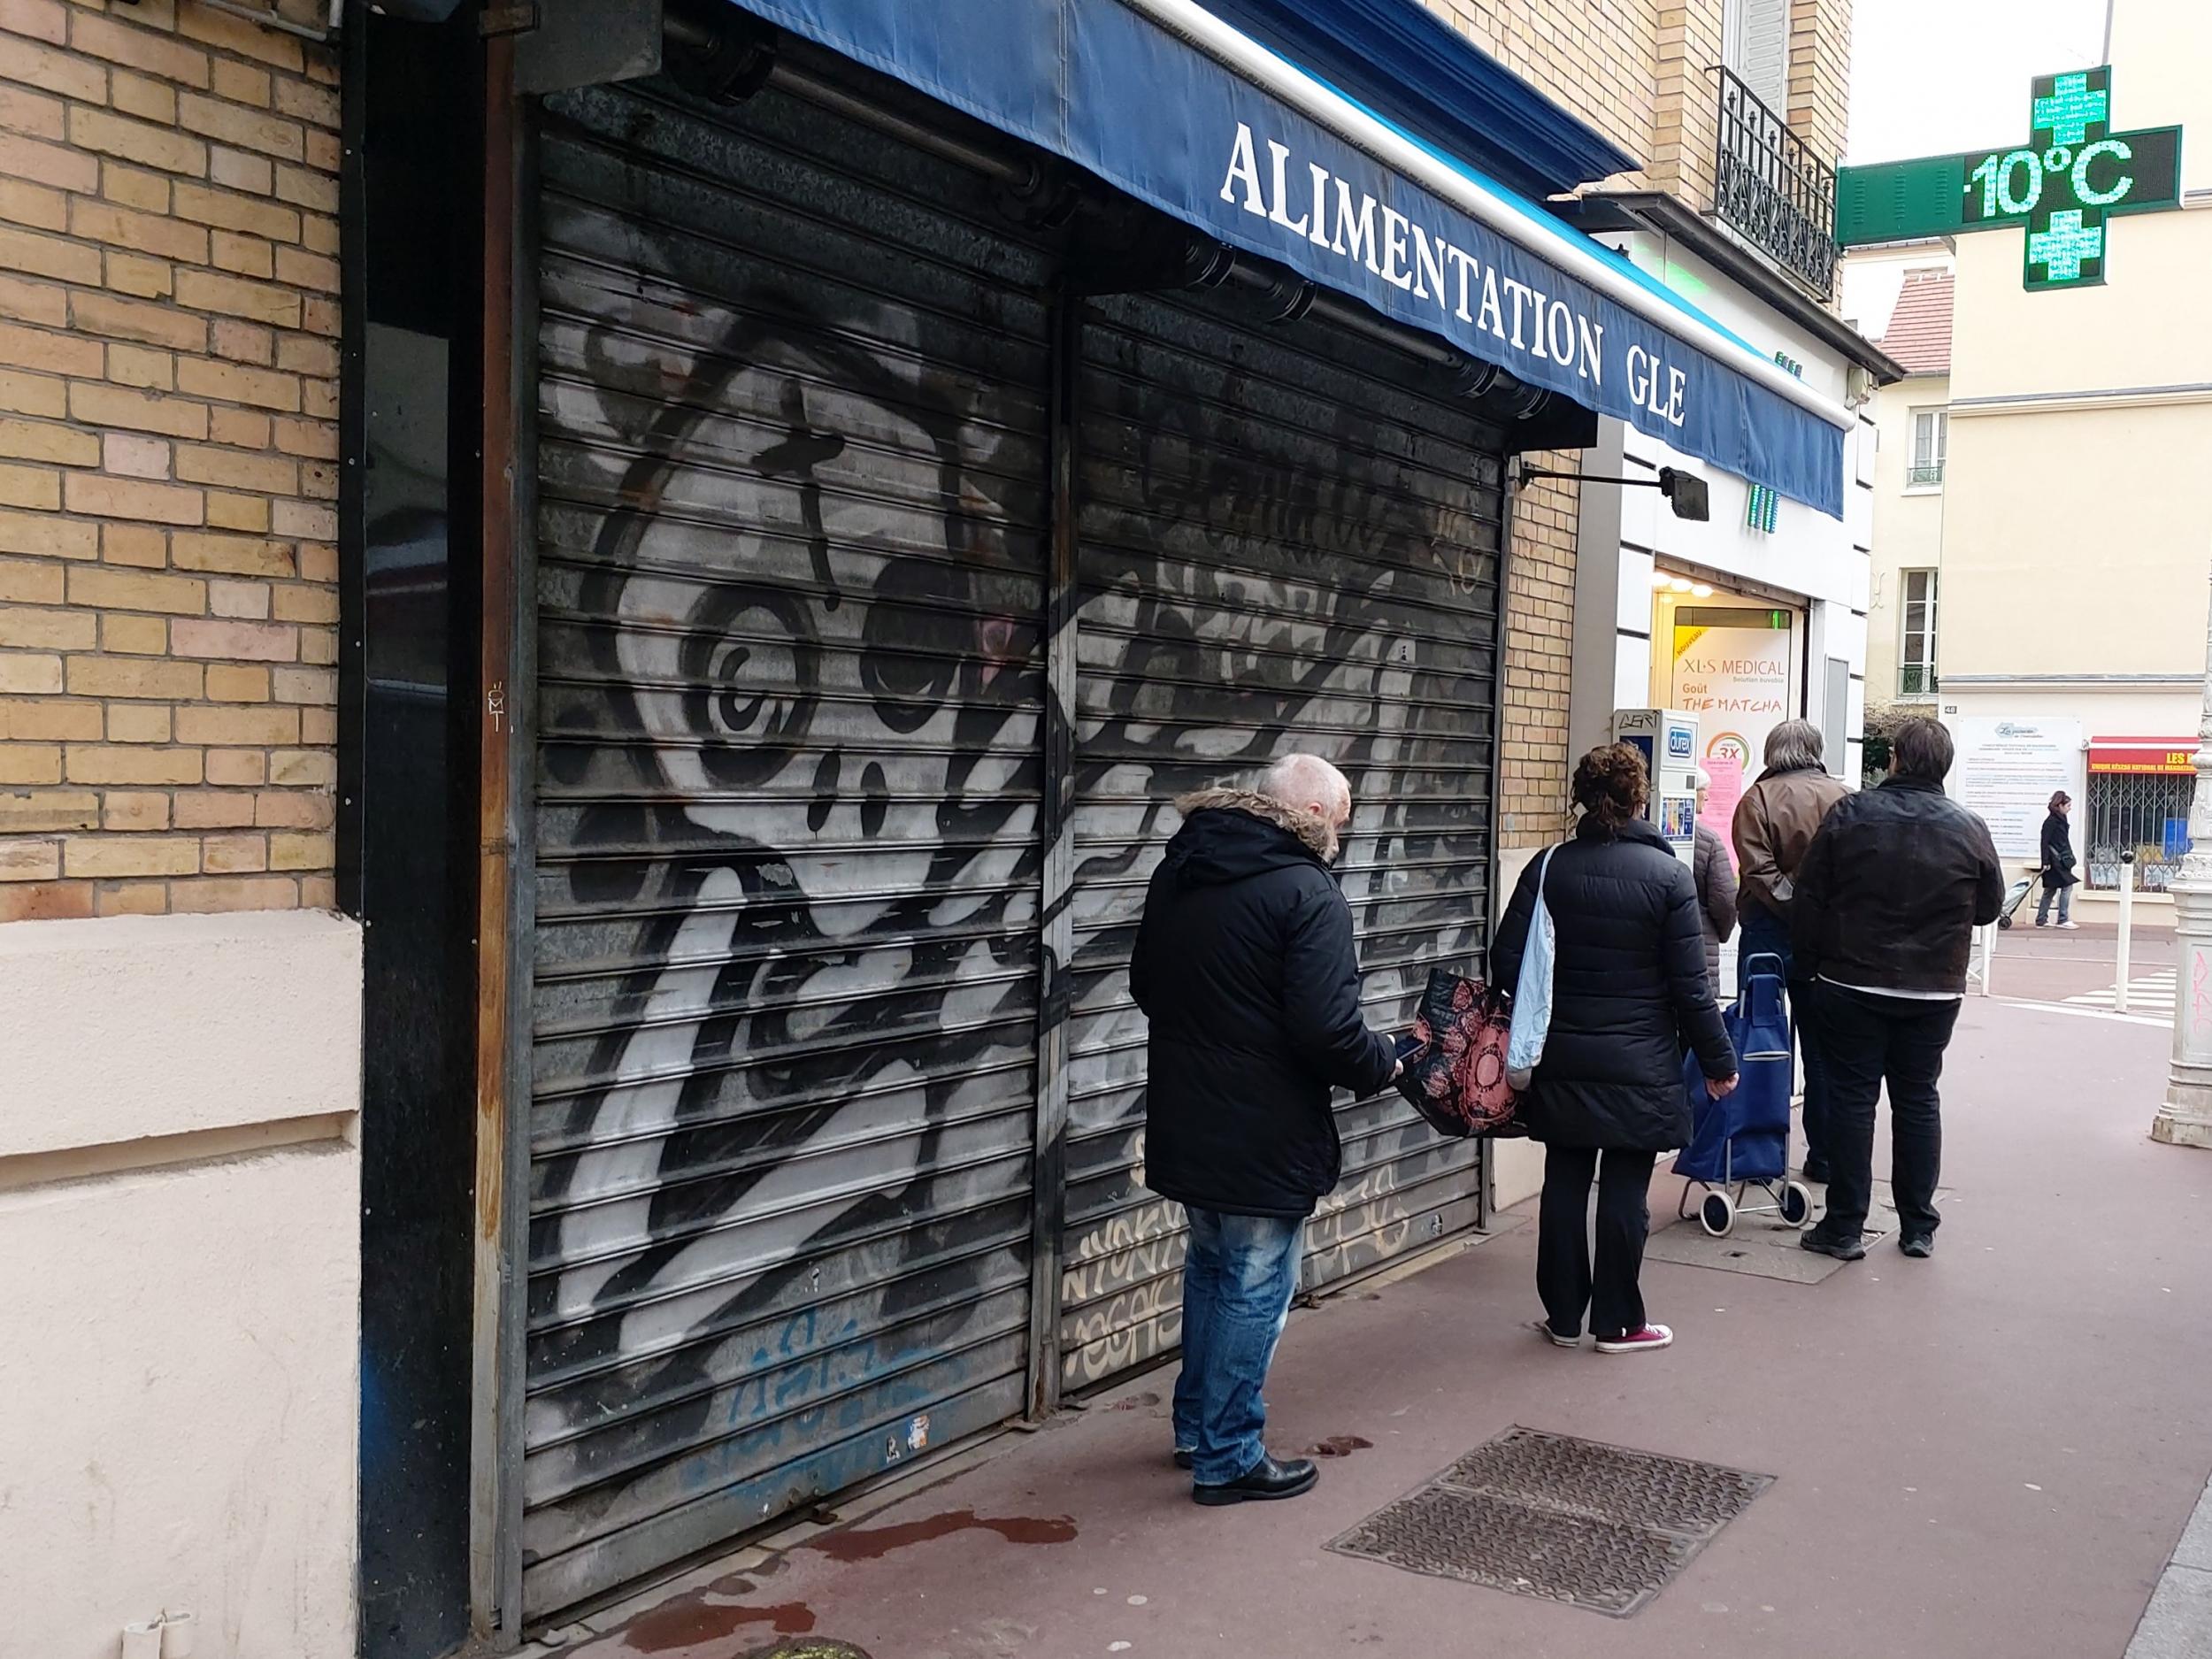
[2112,0,2212,196]
[1864,371,1948,703]
[1939,400,2212,679]
[1947,0,2212,404]
[1950,212,2212,403]
[1935,0,2212,687]
[0,910,362,1659]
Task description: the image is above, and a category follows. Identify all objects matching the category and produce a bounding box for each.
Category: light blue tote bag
[1504,844,1562,1091]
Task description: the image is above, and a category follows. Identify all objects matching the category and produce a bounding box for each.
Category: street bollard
[2117,850,2136,1013]
[1978,922,1995,997]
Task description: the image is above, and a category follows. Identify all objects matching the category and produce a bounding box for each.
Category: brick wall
[1788,0,1852,172]
[1650,0,1726,213]
[1502,467,1578,849]
[0,0,339,922]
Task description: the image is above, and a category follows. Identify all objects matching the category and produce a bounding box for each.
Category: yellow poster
[1669,607,1794,772]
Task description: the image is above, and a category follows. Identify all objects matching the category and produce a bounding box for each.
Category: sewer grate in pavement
[1328,1427,1771,1617]
[1441,1426,1770,1534]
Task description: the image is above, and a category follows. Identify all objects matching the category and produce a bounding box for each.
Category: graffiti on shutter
[526,79,1050,1611]
[1057,291,1502,1388]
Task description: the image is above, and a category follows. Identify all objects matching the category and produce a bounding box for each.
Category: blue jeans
[1740,905,1832,1174]
[2036,880,2073,925]
[1172,1207,1303,1486]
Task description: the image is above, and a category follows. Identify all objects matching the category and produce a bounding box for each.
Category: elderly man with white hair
[1130,752,1400,1507]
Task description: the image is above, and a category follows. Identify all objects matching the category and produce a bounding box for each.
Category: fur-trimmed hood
[1165,788,1338,886]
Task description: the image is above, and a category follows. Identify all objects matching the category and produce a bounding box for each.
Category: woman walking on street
[1732,719,1847,1181]
[1494,744,1739,1355]
[1691,766,1738,992]
[2037,791,2079,928]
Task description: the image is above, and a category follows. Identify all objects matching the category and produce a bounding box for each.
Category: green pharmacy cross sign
[1836,67,2185,290]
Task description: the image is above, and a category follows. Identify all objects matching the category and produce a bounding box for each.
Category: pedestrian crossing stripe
[2065,969,2177,1011]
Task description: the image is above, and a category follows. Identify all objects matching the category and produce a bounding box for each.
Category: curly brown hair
[1572,742,1651,835]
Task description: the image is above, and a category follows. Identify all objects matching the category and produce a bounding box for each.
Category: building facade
[1849,253,1951,725]
[0,1,360,1655]
[1846,0,2212,909]
[1,1,1864,1653]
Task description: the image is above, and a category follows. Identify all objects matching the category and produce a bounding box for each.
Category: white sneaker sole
[1596,1325,1674,1355]
[1532,1321,1578,1348]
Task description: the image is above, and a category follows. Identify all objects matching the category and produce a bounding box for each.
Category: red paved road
[556,998,2208,1659]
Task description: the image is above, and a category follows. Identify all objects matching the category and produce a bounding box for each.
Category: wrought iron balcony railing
[1907,463,1945,487]
[1714,66,1838,298]
[1899,664,1939,696]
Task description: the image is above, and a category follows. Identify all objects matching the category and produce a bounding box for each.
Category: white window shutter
[1727,0,1791,112]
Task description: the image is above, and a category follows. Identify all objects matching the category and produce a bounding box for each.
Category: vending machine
[1611,708,1700,870]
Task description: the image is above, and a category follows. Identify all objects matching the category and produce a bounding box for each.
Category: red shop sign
[2088,736,2197,775]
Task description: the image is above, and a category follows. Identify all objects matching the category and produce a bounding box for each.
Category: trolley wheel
[1698,1189,1736,1238]
[1998,914,2014,930]
[1778,1181,1815,1229]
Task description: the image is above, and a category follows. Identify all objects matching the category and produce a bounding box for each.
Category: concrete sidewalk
[544,1000,2212,1659]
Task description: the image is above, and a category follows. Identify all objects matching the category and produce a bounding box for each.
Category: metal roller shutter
[526,76,1052,1613]
[1059,289,1505,1392]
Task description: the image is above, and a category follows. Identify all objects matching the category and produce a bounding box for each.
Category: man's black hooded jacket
[1131,789,1397,1218]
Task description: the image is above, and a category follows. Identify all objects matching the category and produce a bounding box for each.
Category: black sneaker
[1801,1228,1866,1261]
[1172,1448,1194,1471]
[1193,1454,1319,1507]
[1899,1233,1935,1258]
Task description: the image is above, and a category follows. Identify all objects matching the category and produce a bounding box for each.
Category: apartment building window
[1909,409,1947,488]
[1899,569,1939,695]
[1715,0,1836,295]
[1724,0,1790,111]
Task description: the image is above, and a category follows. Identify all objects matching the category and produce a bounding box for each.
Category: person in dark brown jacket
[1731,719,1848,1181]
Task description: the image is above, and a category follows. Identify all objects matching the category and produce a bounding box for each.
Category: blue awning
[1196,0,1640,198]
[730,0,1852,517]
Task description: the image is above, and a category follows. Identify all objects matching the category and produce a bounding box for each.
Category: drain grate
[1328,1427,1770,1617]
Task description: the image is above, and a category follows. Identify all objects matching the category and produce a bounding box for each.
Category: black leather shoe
[1801,1228,1866,1261]
[1899,1233,1935,1258]
[1172,1448,1194,1471]
[1193,1454,1318,1506]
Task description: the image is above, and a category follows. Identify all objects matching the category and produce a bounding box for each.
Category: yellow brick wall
[1651,0,1726,213]
[0,0,338,922]
[1502,467,1578,848]
[1788,0,1852,171]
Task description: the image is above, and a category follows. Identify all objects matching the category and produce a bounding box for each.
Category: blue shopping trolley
[1672,952,1815,1238]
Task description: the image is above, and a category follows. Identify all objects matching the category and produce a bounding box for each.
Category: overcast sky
[1847,0,2111,163]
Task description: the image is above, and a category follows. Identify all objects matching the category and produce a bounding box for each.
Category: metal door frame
[468,38,536,1648]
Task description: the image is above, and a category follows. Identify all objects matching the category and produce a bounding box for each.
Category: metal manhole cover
[1327,1428,1771,1617]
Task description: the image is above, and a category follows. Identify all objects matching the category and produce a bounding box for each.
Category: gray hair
[1691,766,1712,793]
[1261,753,1351,820]
[1763,718,1828,774]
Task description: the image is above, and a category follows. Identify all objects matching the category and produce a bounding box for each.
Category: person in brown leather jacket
[1731,719,1848,1181]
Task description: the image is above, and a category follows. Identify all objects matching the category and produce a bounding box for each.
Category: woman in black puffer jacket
[1493,744,1739,1355]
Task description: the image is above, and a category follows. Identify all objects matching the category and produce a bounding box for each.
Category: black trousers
[1813,984,1960,1240]
[1537,1145,1659,1340]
